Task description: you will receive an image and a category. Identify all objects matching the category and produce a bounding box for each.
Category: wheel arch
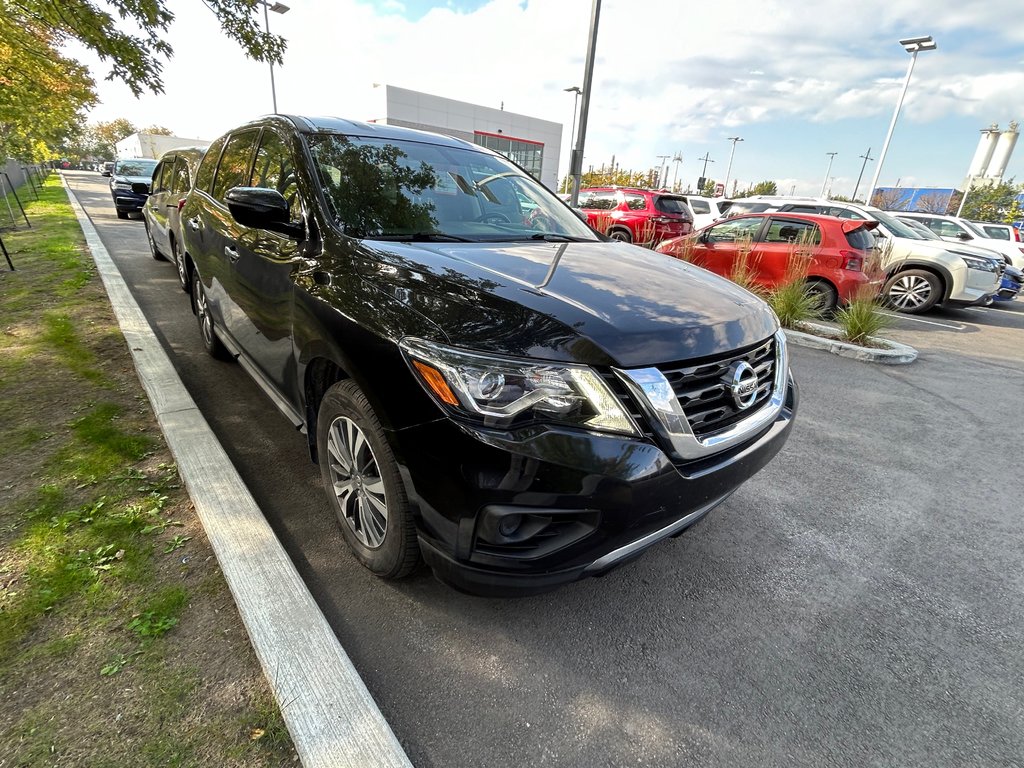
[888,261,953,302]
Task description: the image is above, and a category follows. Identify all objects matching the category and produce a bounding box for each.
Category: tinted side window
[251,130,301,221]
[151,161,166,191]
[195,136,226,193]
[579,191,619,210]
[764,219,821,245]
[781,205,822,214]
[689,200,711,214]
[212,130,259,202]
[707,218,762,242]
[981,225,1009,240]
[654,196,688,214]
[624,193,646,211]
[172,157,190,195]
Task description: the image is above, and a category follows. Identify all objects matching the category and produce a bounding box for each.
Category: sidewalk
[64,176,412,768]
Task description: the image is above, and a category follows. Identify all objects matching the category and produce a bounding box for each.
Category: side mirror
[957,231,972,241]
[101,171,112,177]
[131,182,150,195]
[226,187,304,239]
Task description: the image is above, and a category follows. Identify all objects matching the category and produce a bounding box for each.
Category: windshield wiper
[371,232,473,243]
[528,233,592,242]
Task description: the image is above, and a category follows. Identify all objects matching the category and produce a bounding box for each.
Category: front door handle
[225,245,240,264]
[188,217,200,231]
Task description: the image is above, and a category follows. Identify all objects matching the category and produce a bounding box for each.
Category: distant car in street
[656,212,879,314]
[576,187,693,244]
[109,158,158,219]
[140,147,206,291]
[101,161,115,177]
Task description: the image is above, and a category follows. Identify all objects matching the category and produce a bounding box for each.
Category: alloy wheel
[887,274,932,310]
[195,281,214,347]
[326,416,388,549]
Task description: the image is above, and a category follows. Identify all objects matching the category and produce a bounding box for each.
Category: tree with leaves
[732,180,778,199]
[959,179,1024,223]
[0,0,286,160]
[700,179,717,197]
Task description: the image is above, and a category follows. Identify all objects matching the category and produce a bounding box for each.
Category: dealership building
[364,84,563,190]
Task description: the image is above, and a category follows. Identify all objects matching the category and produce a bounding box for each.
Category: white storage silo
[986,123,1019,182]
[967,126,1001,178]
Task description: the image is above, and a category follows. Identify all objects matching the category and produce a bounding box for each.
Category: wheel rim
[195,280,215,347]
[175,242,187,288]
[327,416,388,549]
[610,231,629,242]
[888,275,932,309]
[805,283,834,313]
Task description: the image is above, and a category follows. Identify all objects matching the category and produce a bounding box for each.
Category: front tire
[116,209,129,220]
[191,270,229,360]
[316,381,419,578]
[883,269,941,314]
[609,228,632,243]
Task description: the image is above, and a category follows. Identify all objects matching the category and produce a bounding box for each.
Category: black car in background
[140,147,206,290]
[180,115,798,595]
[109,158,157,219]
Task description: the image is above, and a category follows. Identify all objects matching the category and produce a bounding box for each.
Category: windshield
[869,209,925,239]
[960,219,988,238]
[115,159,157,177]
[306,134,598,243]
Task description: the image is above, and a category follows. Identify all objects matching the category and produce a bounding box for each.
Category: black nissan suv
[180,115,798,595]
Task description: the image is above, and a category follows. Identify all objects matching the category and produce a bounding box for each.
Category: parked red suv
[655,212,879,313]
[577,187,693,244]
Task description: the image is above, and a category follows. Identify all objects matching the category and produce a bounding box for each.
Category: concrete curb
[63,177,412,768]
[784,321,918,365]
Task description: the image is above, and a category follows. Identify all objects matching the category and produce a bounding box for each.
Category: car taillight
[839,250,863,271]
[1014,228,1021,242]
[177,198,187,211]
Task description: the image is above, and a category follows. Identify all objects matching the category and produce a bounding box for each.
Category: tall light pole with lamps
[866,35,936,204]
[563,86,582,192]
[820,152,838,197]
[258,1,290,113]
[723,137,743,198]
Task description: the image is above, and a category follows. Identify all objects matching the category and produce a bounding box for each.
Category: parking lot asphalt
[66,172,1024,767]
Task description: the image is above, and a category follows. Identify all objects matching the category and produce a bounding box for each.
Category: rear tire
[805,279,839,316]
[172,237,189,292]
[191,270,229,360]
[316,380,419,578]
[883,269,941,314]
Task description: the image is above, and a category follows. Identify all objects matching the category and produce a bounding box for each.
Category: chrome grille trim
[613,330,789,460]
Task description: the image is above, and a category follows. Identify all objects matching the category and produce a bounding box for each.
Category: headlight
[960,255,997,272]
[114,181,132,190]
[400,338,638,436]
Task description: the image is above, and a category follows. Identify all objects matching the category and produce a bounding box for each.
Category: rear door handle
[225,246,240,263]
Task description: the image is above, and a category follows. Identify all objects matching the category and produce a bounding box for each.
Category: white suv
[896,212,1024,270]
[746,198,1003,314]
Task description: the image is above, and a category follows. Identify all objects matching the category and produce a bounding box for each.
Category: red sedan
[656,212,880,313]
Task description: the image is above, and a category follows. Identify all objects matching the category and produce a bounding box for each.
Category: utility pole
[671,152,683,190]
[820,152,838,197]
[851,147,874,202]
[697,152,714,191]
[569,0,601,207]
[723,137,743,199]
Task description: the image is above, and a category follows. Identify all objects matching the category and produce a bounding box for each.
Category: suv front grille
[660,338,776,438]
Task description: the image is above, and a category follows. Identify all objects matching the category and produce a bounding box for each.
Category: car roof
[725,211,879,232]
[271,114,478,151]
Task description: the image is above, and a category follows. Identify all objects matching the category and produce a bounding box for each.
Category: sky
[68,0,1024,197]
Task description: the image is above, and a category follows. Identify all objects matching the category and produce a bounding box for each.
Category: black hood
[356,239,778,368]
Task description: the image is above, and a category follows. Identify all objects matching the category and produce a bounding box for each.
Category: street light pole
[723,137,743,198]
[820,152,838,197]
[867,35,936,205]
[671,152,683,191]
[569,0,601,207]
[563,86,582,193]
[656,154,670,188]
[851,147,873,201]
[258,1,290,114]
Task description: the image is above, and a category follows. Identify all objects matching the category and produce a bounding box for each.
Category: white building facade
[366,85,563,191]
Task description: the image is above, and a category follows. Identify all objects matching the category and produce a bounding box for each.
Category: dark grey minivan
[140,147,206,291]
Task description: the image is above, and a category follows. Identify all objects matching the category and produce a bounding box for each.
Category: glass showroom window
[474,133,543,179]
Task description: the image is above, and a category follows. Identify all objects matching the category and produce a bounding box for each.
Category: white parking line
[878,311,965,329]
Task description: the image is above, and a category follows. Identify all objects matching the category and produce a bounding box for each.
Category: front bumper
[111,190,148,212]
[391,374,798,596]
